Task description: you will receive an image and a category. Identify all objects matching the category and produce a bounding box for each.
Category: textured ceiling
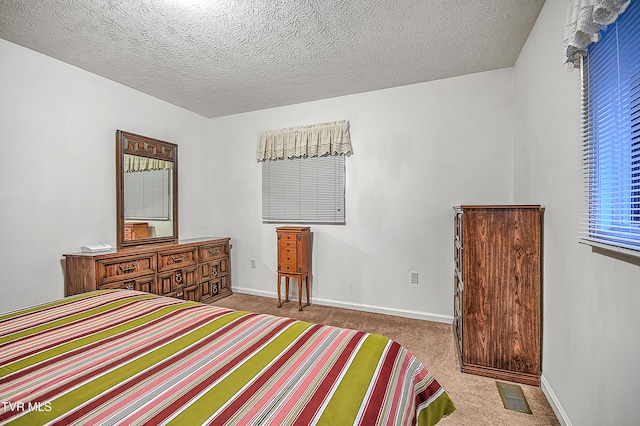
[0,0,545,118]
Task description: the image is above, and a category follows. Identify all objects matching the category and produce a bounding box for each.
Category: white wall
[0,39,211,313]
[209,69,516,321]
[514,0,640,424]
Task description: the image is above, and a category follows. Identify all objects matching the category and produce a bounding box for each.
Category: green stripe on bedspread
[0,290,454,425]
[317,333,386,425]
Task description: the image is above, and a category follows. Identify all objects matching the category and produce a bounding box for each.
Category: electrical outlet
[410,271,419,284]
[250,258,256,268]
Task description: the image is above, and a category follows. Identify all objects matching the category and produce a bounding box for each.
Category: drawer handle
[208,248,220,256]
[119,263,137,273]
[212,266,218,277]
[171,255,185,262]
[175,272,183,283]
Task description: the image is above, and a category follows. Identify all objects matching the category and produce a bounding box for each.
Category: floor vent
[496,381,532,414]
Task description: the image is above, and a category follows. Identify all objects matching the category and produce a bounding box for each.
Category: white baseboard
[231,286,454,324]
[541,375,572,426]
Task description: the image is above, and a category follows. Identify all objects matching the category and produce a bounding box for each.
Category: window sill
[579,239,640,262]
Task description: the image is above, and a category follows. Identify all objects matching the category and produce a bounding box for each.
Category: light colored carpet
[213,293,560,426]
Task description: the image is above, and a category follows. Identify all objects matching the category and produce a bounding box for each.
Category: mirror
[116,130,178,247]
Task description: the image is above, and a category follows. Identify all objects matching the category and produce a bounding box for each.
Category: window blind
[262,155,345,224]
[125,169,171,220]
[580,0,640,254]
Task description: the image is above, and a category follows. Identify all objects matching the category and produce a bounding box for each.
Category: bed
[0,290,455,425]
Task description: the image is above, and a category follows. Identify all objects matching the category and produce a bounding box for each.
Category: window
[257,120,352,224]
[580,0,640,254]
[262,155,346,224]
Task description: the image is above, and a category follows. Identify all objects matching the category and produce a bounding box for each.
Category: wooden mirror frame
[116,130,178,248]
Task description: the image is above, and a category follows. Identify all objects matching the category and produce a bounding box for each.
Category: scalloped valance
[564,0,630,70]
[124,154,174,172]
[256,120,353,162]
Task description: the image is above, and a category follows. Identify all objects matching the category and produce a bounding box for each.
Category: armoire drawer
[279,252,296,264]
[279,263,298,273]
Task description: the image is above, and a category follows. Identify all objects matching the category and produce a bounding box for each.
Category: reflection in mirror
[116,131,178,248]
[123,154,174,241]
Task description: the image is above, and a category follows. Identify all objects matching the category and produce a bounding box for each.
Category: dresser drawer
[97,254,156,285]
[157,247,197,272]
[199,242,228,262]
[98,275,155,293]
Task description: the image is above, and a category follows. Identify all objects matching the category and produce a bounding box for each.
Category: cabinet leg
[298,278,303,311]
[277,274,282,308]
[285,277,290,302]
[305,274,310,307]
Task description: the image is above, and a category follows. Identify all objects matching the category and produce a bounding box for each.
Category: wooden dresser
[64,237,231,303]
[454,206,543,386]
[276,227,311,311]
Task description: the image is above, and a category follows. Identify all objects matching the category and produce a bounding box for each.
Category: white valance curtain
[256,120,353,162]
[564,0,631,69]
[124,154,174,172]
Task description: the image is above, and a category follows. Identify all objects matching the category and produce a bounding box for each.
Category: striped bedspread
[0,290,455,425]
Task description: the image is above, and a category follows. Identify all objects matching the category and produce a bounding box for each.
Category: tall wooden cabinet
[64,237,231,304]
[453,205,543,386]
[276,227,311,311]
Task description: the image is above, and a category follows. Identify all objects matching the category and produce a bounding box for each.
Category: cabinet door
[158,267,197,297]
[201,280,217,299]
[462,208,541,376]
[183,284,201,302]
[199,261,220,282]
[219,275,230,293]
